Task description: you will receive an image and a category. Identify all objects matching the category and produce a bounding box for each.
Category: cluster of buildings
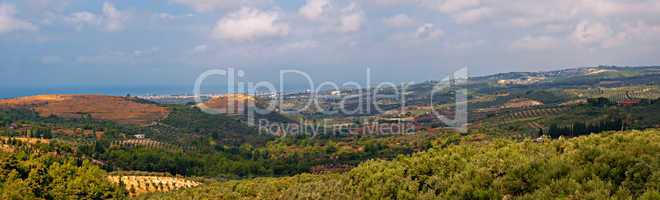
[497,76,546,85]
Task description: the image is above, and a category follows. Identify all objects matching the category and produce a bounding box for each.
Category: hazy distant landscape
[2,65,660,199]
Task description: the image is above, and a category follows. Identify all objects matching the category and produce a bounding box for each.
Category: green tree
[1,171,36,200]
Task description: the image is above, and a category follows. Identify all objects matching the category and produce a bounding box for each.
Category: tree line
[546,118,626,138]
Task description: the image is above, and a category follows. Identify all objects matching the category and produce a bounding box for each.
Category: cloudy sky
[1,0,660,88]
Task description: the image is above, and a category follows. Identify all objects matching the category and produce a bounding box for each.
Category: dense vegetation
[478,97,660,137]
[544,98,660,135]
[97,132,435,178]
[0,151,127,199]
[1,107,438,179]
[140,129,660,199]
[158,105,269,146]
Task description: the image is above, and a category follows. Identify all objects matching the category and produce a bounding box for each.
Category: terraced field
[565,86,660,102]
[495,107,571,124]
[110,139,195,151]
[472,106,573,134]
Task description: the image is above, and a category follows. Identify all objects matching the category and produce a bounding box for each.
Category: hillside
[1,66,659,199]
[196,94,293,124]
[474,98,660,137]
[107,174,200,197]
[139,129,660,199]
[0,95,169,125]
[472,66,660,83]
[197,94,256,115]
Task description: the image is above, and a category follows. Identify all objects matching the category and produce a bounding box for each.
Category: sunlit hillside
[0,95,169,125]
[107,174,200,197]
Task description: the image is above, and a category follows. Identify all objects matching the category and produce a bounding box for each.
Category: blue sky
[1,0,660,88]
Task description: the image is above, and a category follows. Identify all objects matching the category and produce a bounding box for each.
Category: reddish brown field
[0,95,169,125]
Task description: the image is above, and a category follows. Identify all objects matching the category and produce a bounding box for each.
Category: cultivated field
[0,95,169,125]
[501,98,544,109]
[109,139,194,151]
[0,136,50,144]
[107,175,200,197]
[565,86,660,102]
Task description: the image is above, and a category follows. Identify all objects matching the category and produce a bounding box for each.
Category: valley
[1,66,660,199]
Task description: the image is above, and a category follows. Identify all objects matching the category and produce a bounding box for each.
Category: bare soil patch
[0,95,169,125]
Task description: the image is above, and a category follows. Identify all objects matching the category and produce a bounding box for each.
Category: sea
[0,84,313,99]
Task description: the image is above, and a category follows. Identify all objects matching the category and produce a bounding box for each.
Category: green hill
[138,129,660,199]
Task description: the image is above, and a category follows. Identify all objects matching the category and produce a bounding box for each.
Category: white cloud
[570,20,660,49]
[435,0,480,13]
[365,0,412,7]
[383,14,416,28]
[66,11,99,31]
[621,21,660,43]
[544,23,569,33]
[102,2,127,32]
[7,0,660,70]
[297,1,366,34]
[581,0,660,17]
[389,23,443,47]
[413,0,660,29]
[170,0,270,12]
[572,21,612,47]
[299,0,330,21]
[511,36,559,50]
[66,2,127,32]
[452,7,493,24]
[338,3,364,33]
[415,23,443,40]
[505,0,660,27]
[212,7,289,42]
[419,0,490,24]
[339,13,363,33]
[0,3,37,33]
